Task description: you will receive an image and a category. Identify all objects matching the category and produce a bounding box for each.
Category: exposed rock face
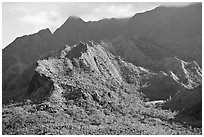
[26,41,143,101]
[65,41,122,83]
[101,38,202,101]
[159,57,202,89]
[25,41,201,103]
[139,56,202,100]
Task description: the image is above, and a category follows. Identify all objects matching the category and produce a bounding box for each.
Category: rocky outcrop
[159,57,202,89]
[139,56,202,100]
[25,41,202,103]
[101,38,202,101]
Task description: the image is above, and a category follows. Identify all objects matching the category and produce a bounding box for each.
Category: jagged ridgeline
[2,3,202,135]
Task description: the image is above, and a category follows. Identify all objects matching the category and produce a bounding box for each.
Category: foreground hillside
[2,41,202,135]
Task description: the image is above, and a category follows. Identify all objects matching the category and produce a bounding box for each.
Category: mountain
[101,36,174,70]
[2,28,64,102]
[3,41,202,134]
[53,3,201,66]
[120,3,202,66]
[3,4,201,101]
[26,41,201,116]
[140,57,202,100]
[164,85,202,119]
[127,4,201,42]
[53,16,127,45]
[2,3,202,135]
[159,57,202,89]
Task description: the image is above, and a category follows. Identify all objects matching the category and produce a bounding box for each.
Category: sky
[2,2,193,48]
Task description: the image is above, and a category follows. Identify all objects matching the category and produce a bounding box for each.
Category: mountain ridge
[2,3,202,134]
[2,40,202,134]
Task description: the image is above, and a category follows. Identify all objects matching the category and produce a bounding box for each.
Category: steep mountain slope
[159,57,202,89]
[140,57,202,100]
[53,3,201,66]
[101,36,174,70]
[53,4,201,45]
[2,41,202,134]
[127,4,201,42]
[53,16,126,45]
[165,85,202,119]
[124,3,201,66]
[2,29,64,103]
[101,34,201,71]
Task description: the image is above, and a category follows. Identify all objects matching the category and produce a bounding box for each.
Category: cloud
[19,10,65,32]
[93,4,135,18]
[160,2,193,7]
[75,3,135,21]
[13,2,195,29]
[16,3,139,30]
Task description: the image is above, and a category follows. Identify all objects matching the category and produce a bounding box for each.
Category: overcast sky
[2,2,193,48]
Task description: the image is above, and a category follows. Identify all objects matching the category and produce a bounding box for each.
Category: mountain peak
[37,28,52,36]
[68,15,82,19]
[66,16,85,23]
